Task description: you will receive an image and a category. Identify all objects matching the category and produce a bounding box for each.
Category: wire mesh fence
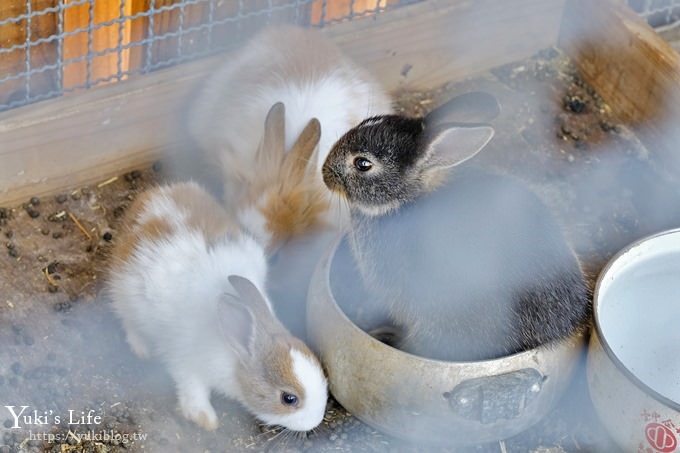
[0,0,415,112]
[0,0,678,113]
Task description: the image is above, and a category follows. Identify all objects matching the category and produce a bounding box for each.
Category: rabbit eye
[353,157,373,172]
[280,392,299,407]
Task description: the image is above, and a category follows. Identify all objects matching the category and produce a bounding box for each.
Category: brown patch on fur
[194,410,218,431]
[109,229,137,266]
[110,183,239,265]
[141,217,174,241]
[228,276,326,420]
[261,183,329,250]
[262,336,315,415]
[240,27,348,96]
[288,337,323,371]
[247,106,328,250]
[170,182,241,243]
[109,189,160,264]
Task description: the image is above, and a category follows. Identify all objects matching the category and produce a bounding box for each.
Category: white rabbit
[106,181,327,431]
[188,25,394,236]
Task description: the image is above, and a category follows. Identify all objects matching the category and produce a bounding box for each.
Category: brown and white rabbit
[322,94,591,361]
[235,102,336,336]
[236,102,327,253]
[106,181,327,431]
[188,25,393,232]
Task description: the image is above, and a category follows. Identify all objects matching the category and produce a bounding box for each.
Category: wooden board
[559,0,680,170]
[0,0,576,206]
[326,0,566,92]
[0,64,205,206]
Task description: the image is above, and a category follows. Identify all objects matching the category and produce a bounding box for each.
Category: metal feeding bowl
[306,236,585,446]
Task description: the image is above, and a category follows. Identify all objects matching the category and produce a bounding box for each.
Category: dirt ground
[2,47,680,452]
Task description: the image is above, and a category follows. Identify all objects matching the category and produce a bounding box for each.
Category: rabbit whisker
[331,191,350,228]
[266,426,289,443]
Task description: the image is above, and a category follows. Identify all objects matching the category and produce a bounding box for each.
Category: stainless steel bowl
[307,236,585,445]
[587,228,680,452]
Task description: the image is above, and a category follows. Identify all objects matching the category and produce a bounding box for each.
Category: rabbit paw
[125,330,150,359]
[178,387,218,430]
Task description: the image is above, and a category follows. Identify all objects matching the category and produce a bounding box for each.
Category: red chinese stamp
[645,422,678,452]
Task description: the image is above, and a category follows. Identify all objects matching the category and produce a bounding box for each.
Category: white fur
[108,191,270,429]
[355,199,402,217]
[109,185,329,432]
[136,185,189,229]
[189,25,393,228]
[258,348,328,432]
[110,230,269,357]
[357,116,386,128]
[254,80,389,173]
[237,201,271,248]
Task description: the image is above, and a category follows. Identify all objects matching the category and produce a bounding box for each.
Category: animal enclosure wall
[1,0,677,113]
[0,0,678,211]
[1,0,680,451]
[0,0,408,112]
[0,0,678,209]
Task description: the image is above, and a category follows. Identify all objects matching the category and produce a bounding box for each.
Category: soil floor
[2,47,680,452]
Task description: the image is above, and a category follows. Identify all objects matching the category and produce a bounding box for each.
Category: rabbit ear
[281,117,321,181]
[424,124,494,169]
[228,275,272,314]
[264,102,286,154]
[255,102,287,171]
[219,276,275,359]
[425,91,501,126]
[217,292,256,359]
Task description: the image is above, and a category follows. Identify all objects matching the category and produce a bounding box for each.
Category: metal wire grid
[0,0,310,111]
[2,1,675,113]
[628,0,680,28]
[0,0,412,112]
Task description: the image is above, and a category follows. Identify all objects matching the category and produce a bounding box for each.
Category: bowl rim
[592,227,680,411]
[320,233,582,368]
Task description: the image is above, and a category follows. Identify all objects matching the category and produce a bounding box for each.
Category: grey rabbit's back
[350,166,591,361]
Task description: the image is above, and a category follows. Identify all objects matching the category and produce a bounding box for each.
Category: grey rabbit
[322,93,591,361]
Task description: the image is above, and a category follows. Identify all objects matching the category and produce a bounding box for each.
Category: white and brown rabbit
[106,181,327,431]
[322,94,591,361]
[236,101,326,253]
[232,102,332,336]
[188,25,393,232]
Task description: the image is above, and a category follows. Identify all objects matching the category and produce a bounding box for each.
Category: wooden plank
[326,0,566,91]
[0,0,566,206]
[558,0,680,170]
[0,64,205,205]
